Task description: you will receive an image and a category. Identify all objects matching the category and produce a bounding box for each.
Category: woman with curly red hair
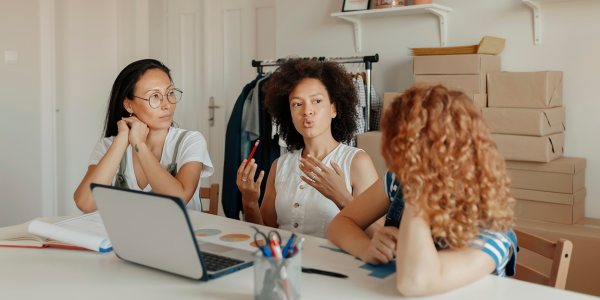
[328,84,517,296]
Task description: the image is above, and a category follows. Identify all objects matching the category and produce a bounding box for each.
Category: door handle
[209,97,220,127]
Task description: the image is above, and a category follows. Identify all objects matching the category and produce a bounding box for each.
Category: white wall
[0,0,43,227]
[54,0,120,216]
[54,0,159,216]
[275,0,600,218]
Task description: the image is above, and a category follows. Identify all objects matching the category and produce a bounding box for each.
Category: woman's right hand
[361,226,399,265]
[237,159,265,209]
[116,119,130,139]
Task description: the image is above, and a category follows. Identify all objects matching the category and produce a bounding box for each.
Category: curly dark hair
[263,58,359,151]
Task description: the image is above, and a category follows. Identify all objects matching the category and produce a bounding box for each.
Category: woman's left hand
[299,155,353,209]
[121,116,149,146]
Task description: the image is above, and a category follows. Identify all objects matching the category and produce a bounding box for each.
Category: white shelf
[331,4,453,53]
[523,0,589,45]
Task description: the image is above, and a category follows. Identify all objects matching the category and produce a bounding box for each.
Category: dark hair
[263,58,359,151]
[102,59,172,137]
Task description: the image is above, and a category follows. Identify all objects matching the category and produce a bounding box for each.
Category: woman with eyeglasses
[74,59,214,213]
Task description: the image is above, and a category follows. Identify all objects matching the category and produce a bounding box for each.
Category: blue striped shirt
[383,170,517,277]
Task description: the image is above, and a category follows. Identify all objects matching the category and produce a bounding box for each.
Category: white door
[208,0,276,217]
[167,0,275,215]
[166,0,204,136]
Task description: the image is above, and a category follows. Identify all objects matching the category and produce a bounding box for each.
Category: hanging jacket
[222,74,263,219]
[256,77,280,207]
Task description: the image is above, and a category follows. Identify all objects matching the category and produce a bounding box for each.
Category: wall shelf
[523,0,588,45]
[331,4,453,53]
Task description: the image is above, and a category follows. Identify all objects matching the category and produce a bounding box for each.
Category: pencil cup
[254,250,301,300]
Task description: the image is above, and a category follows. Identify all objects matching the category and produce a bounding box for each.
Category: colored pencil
[245,140,260,168]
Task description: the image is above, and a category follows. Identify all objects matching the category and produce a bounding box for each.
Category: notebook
[0,212,112,252]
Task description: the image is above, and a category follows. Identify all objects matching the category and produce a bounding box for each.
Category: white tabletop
[0,211,595,300]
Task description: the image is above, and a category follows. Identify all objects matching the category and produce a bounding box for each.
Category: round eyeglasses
[134,88,183,109]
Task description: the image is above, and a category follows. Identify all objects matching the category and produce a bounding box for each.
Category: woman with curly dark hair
[328,84,517,296]
[236,58,381,239]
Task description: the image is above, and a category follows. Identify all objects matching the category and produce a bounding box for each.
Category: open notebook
[0,212,112,252]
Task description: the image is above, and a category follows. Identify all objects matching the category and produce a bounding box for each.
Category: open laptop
[90,183,254,280]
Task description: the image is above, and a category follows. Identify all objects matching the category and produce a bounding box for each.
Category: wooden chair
[200,183,219,215]
[514,229,573,289]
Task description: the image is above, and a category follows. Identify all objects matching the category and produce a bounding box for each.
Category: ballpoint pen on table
[302,267,348,279]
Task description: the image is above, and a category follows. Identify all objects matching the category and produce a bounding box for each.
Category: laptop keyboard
[201,252,244,272]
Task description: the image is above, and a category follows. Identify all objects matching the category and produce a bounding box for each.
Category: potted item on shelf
[342,0,372,12]
[412,0,432,5]
[375,0,406,9]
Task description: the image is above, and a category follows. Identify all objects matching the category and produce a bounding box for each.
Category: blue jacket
[222,75,263,219]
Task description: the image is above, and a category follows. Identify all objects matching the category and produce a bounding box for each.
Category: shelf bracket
[523,0,542,45]
[337,16,362,53]
[425,8,448,47]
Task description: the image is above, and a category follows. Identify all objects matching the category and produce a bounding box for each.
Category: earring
[129,113,132,117]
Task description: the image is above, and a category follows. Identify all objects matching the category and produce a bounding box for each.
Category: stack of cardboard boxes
[485,72,565,163]
[358,54,503,177]
[413,54,499,111]
[482,71,587,225]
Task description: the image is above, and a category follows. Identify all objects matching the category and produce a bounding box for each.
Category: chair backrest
[200,183,219,215]
[513,229,573,289]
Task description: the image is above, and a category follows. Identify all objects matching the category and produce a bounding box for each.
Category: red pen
[244,140,260,168]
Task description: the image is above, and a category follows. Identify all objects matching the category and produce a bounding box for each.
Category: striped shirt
[383,170,517,277]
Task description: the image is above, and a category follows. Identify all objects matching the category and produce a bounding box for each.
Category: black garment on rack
[222,75,281,219]
[256,77,280,207]
[222,74,262,219]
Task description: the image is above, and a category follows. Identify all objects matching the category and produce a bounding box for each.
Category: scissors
[250,226,281,257]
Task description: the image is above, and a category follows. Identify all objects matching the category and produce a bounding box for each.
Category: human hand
[299,155,352,208]
[116,119,130,139]
[121,116,149,146]
[361,226,399,265]
[237,159,265,209]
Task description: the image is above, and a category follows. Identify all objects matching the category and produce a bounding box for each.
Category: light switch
[5,51,18,64]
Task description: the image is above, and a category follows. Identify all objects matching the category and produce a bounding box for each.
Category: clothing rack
[251,54,379,131]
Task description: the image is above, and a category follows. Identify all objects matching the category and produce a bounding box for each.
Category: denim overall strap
[148,130,189,193]
[384,186,404,228]
[113,130,189,192]
[114,151,130,189]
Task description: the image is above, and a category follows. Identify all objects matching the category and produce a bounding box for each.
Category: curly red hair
[380,84,515,249]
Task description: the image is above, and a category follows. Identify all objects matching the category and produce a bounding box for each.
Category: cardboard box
[472,94,487,109]
[383,92,485,112]
[492,132,564,162]
[506,157,587,193]
[487,71,563,108]
[383,92,402,113]
[515,218,600,296]
[415,74,487,95]
[413,54,501,75]
[511,187,586,205]
[482,106,566,136]
[515,193,585,225]
[508,169,585,194]
[505,157,586,174]
[357,131,386,177]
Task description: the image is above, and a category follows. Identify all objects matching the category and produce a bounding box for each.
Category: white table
[0,211,596,300]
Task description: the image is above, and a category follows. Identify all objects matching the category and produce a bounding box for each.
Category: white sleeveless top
[274,144,363,239]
